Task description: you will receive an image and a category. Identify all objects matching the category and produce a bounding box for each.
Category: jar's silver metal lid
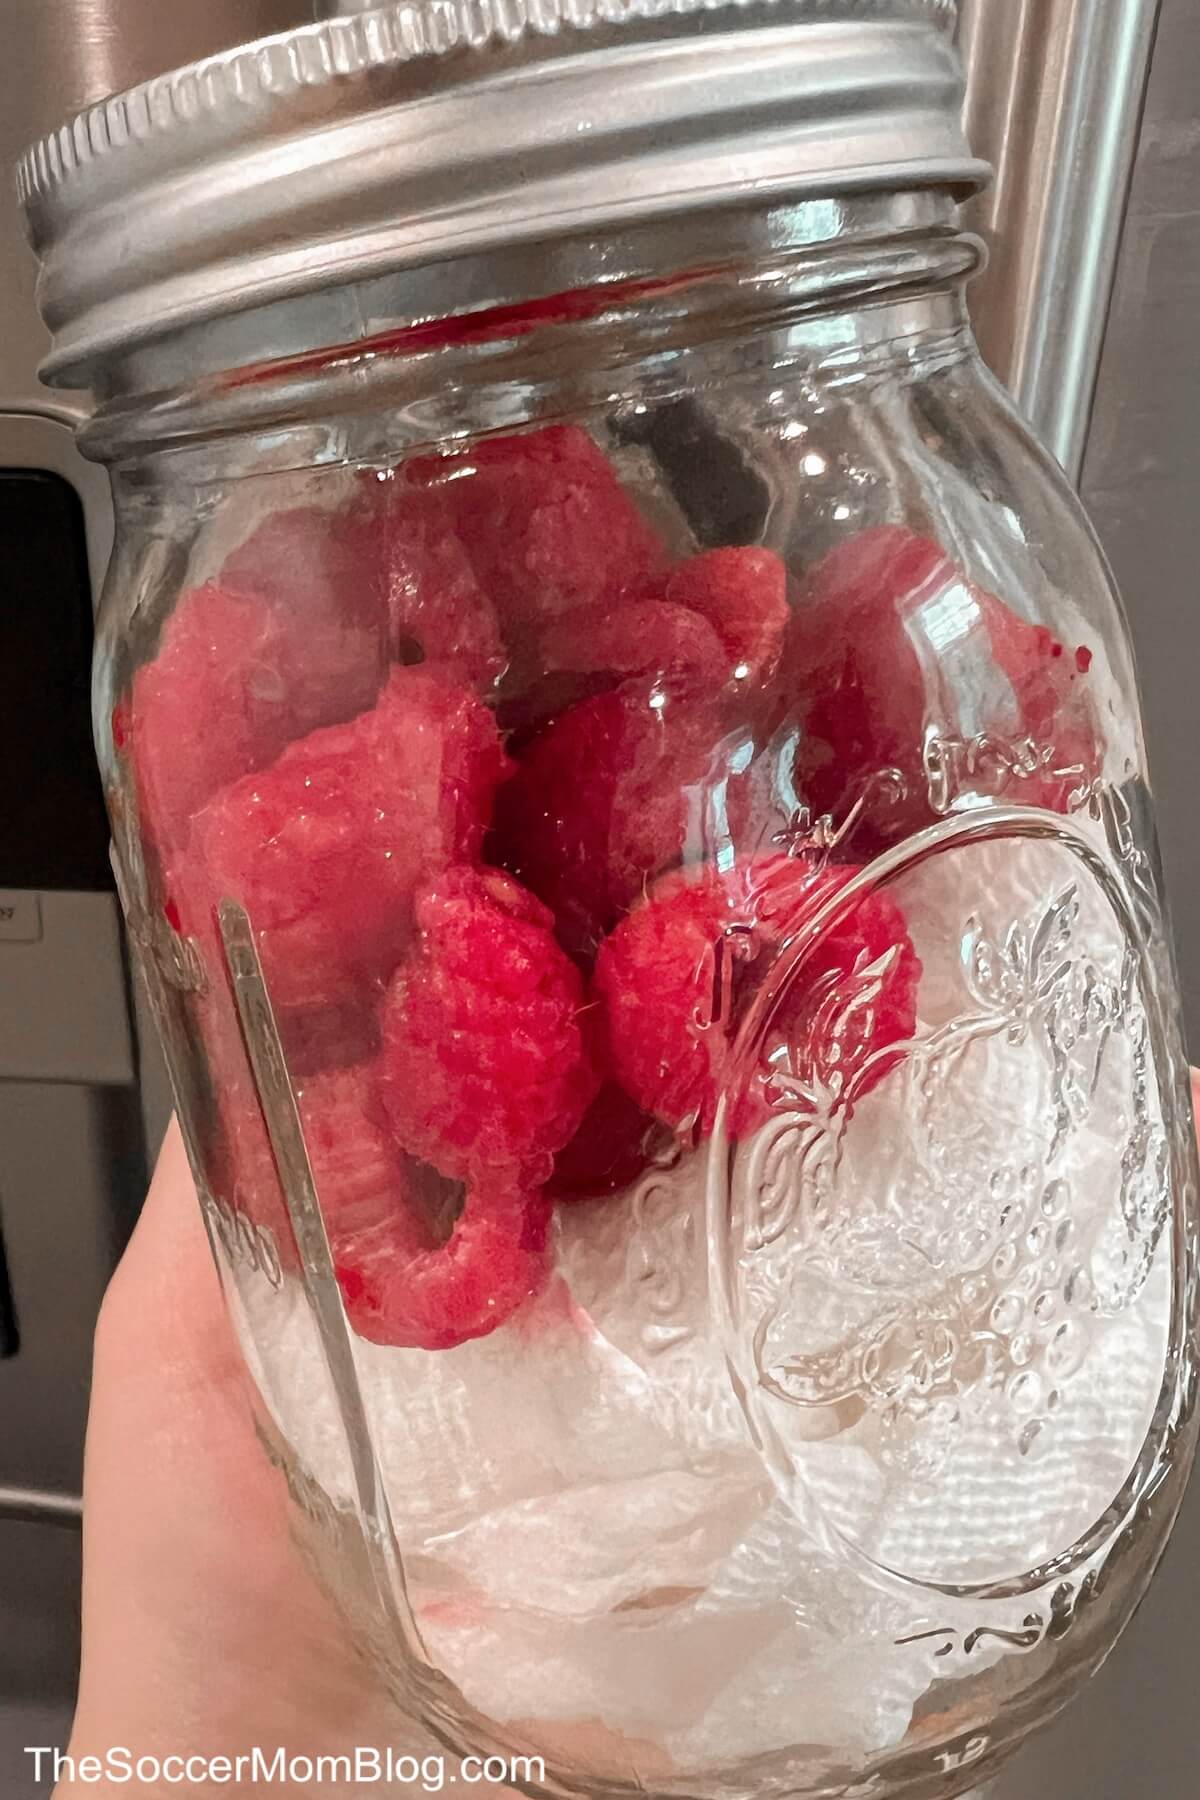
[18,0,986,390]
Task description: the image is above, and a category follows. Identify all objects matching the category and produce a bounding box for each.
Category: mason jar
[20,3,1198,1795]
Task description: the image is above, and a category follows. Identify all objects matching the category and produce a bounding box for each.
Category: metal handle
[0,1484,83,1527]
[958,0,1161,481]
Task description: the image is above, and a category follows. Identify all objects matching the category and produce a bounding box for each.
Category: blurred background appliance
[0,1,316,1779]
[1,2,1196,1793]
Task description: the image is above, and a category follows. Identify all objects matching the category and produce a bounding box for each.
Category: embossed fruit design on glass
[21,2,1197,1797]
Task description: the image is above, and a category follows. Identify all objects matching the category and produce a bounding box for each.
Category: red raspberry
[411,424,665,634]
[218,1061,426,1279]
[272,999,382,1078]
[379,866,599,1182]
[348,480,507,689]
[663,546,790,685]
[336,1171,553,1352]
[178,667,509,1015]
[594,856,921,1139]
[218,1059,551,1350]
[498,598,731,743]
[228,493,506,692]
[127,574,384,852]
[534,599,729,689]
[549,1081,669,1202]
[295,1065,429,1249]
[219,503,383,628]
[493,684,779,960]
[787,526,1099,848]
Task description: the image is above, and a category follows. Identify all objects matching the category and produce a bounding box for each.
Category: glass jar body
[95,213,1198,1800]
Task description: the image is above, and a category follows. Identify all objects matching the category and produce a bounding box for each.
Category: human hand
[56,1121,428,1797]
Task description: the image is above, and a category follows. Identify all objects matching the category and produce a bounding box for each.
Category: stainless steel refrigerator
[967,2,1200,1790]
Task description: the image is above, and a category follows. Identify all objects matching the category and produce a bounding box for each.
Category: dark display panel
[0,469,111,890]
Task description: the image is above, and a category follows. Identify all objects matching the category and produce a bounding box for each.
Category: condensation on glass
[19,4,1198,1797]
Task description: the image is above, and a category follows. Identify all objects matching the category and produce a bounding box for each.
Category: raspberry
[127,575,384,852]
[273,999,382,1078]
[379,866,599,1182]
[534,599,729,690]
[663,547,790,684]
[178,667,509,1015]
[348,480,507,689]
[595,856,921,1139]
[787,526,1099,848]
[296,1066,428,1247]
[493,684,779,959]
[498,598,731,743]
[229,492,507,691]
[219,1062,423,1273]
[411,424,665,635]
[336,1171,553,1351]
[549,1081,669,1202]
[220,503,383,629]
[218,1059,551,1349]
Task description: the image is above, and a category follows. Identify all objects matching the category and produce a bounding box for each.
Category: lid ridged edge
[17,0,956,220]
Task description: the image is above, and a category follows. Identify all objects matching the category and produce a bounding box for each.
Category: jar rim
[18,0,986,392]
[81,195,981,467]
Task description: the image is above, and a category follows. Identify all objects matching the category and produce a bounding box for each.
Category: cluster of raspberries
[118,425,1096,1350]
